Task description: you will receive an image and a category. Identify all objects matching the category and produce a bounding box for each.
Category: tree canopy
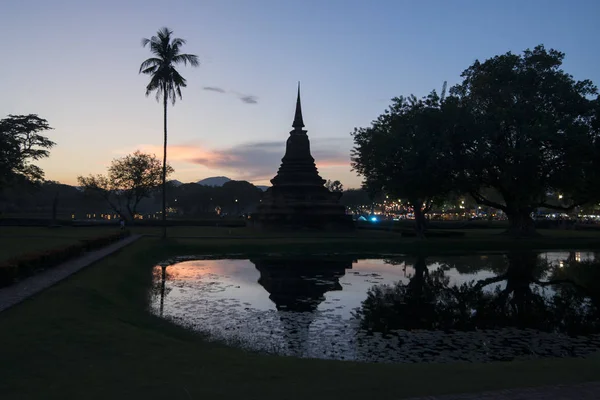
[78,151,172,221]
[352,45,600,236]
[0,114,55,186]
[351,91,455,235]
[449,45,600,235]
[139,27,200,105]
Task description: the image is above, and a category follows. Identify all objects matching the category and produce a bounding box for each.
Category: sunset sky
[2,0,599,188]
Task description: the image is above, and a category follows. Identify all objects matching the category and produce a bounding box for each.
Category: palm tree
[139,27,199,238]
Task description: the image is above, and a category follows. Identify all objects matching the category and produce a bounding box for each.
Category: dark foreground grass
[0,237,599,400]
[0,226,121,261]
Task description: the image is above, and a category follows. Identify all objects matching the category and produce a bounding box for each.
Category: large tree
[0,114,55,187]
[351,91,455,236]
[449,45,600,236]
[139,27,199,237]
[78,151,173,222]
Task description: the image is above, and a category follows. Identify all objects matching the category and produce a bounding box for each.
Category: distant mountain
[257,185,270,191]
[197,176,231,187]
[169,180,183,187]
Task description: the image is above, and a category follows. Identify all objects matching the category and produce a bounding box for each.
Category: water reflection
[150,251,600,363]
[252,258,354,356]
[356,252,600,336]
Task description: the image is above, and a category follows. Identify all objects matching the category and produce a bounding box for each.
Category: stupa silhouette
[251,83,354,229]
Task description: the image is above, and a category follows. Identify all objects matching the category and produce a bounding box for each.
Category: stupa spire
[292,82,305,129]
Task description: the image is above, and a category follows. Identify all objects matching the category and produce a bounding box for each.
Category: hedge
[0,230,131,288]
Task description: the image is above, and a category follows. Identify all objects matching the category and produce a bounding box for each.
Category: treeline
[0,179,265,221]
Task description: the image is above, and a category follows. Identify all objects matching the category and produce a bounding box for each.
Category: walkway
[406,381,600,399]
[0,234,142,313]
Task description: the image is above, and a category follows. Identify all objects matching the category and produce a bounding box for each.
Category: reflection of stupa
[250,84,354,230]
[250,258,353,356]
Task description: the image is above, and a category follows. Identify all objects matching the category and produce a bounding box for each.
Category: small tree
[352,91,455,236]
[0,114,55,187]
[78,151,173,222]
[449,45,600,236]
[325,179,344,192]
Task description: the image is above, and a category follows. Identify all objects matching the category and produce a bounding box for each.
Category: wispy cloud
[203,85,259,104]
[127,138,351,181]
[239,95,258,104]
[203,86,226,93]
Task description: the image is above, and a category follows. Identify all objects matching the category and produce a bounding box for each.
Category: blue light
[370,216,378,222]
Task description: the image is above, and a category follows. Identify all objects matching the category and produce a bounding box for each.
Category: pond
[149,251,600,363]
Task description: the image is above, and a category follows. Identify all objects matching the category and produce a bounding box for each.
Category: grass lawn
[0,236,599,399]
[0,226,122,261]
[2,224,600,261]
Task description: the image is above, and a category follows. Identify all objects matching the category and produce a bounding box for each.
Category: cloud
[239,95,258,104]
[131,137,351,182]
[203,85,258,104]
[203,86,226,93]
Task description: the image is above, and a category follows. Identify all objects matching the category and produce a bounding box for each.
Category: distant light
[558,194,563,199]
[370,216,378,222]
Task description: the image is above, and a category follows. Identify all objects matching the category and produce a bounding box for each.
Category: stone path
[406,381,600,399]
[0,234,142,313]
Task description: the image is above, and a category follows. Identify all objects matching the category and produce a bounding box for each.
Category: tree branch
[474,273,508,290]
[538,201,584,212]
[470,191,507,211]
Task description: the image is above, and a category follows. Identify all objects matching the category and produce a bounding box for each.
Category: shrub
[0,262,18,288]
[0,230,131,288]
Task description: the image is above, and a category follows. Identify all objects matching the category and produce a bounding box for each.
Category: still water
[149,251,600,363]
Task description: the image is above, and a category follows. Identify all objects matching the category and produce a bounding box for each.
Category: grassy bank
[3,225,600,261]
[0,237,599,399]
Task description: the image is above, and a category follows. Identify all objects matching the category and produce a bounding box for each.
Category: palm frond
[139,57,162,73]
[172,53,199,67]
[157,27,172,43]
[141,66,157,75]
[171,69,187,87]
[171,38,186,47]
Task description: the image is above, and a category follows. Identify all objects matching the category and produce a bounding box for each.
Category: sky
[2,0,599,188]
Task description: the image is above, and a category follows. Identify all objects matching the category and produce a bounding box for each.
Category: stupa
[251,84,354,229]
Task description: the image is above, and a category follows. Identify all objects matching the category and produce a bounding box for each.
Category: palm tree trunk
[162,90,168,238]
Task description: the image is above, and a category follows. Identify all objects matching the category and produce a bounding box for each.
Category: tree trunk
[413,203,426,238]
[505,207,538,237]
[162,90,168,239]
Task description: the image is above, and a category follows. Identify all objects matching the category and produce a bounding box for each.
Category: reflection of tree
[151,265,174,316]
[549,258,600,334]
[355,255,474,333]
[355,252,600,336]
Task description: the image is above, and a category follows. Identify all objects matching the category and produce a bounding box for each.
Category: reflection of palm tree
[160,265,167,317]
[152,265,173,316]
